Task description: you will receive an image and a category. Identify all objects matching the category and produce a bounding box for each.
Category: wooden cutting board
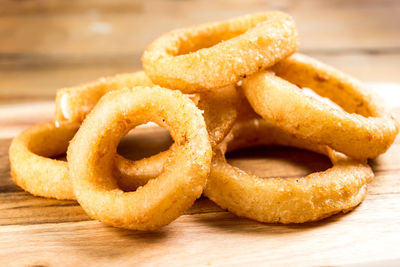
[0,84,399,266]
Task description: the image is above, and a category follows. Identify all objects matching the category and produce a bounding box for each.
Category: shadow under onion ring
[67,86,212,230]
[203,118,374,224]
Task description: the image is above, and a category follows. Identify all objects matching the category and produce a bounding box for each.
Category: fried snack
[55,71,201,124]
[10,86,237,200]
[115,85,238,191]
[142,11,299,93]
[67,86,212,230]
[9,122,79,200]
[9,11,394,231]
[54,69,237,191]
[242,54,399,159]
[204,118,374,223]
[55,71,154,124]
[9,122,173,200]
[9,122,170,200]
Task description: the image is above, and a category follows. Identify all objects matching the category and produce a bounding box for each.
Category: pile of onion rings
[9,11,398,230]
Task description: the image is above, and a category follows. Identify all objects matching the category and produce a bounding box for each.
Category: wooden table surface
[1,1,400,266]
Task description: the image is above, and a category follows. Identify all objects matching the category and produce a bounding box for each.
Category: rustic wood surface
[1,0,400,266]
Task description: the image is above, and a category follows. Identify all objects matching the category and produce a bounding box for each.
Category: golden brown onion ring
[53,70,195,190]
[115,85,238,191]
[10,86,237,199]
[9,122,175,200]
[55,71,154,124]
[55,70,201,124]
[54,70,237,191]
[142,11,299,93]
[67,86,212,230]
[204,118,374,223]
[9,122,79,200]
[54,70,237,146]
[243,54,399,159]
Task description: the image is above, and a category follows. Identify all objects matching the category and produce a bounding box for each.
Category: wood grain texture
[1,0,400,104]
[1,0,399,54]
[2,53,400,105]
[1,0,400,265]
[0,85,399,266]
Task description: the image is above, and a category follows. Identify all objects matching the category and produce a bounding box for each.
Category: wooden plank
[0,195,399,266]
[1,0,400,104]
[2,0,399,16]
[1,83,398,134]
[1,155,399,226]
[1,1,400,264]
[0,84,399,266]
[1,132,398,225]
[2,54,400,105]
[0,58,141,104]
[1,141,400,265]
[0,0,399,56]
[313,53,400,84]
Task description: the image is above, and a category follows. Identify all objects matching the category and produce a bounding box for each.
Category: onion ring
[54,70,237,191]
[9,122,79,200]
[204,118,374,223]
[242,54,399,159]
[9,122,175,201]
[67,86,212,230]
[115,85,238,191]
[10,85,237,200]
[9,122,171,200]
[55,71,200,124]
[142,11,299,93]
[55,71,154,124]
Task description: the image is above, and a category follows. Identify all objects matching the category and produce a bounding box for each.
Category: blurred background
[1,0,399,105]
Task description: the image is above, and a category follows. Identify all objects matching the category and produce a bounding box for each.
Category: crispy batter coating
[9,12,392,230]
[9,122,79,200]
[243,54,399,159]
[142,11,299,93]
[67,86,212,230]
[55,71,154,124]
[204,118,374,224]
[8,122,169,200]
[54,71,237,191]
[116,85,239,191]
[11,86,237,199]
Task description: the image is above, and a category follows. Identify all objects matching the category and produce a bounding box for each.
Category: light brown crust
[52,70,238,192]
[67,86,212,230]
[142,11,299,93]
[9,122,168,200]
[115,85,238,191]
[11,85,238,199]
[242,54,399,159]
[204,118,374,224]
[9,122,79,200]
[55,71,154,124]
